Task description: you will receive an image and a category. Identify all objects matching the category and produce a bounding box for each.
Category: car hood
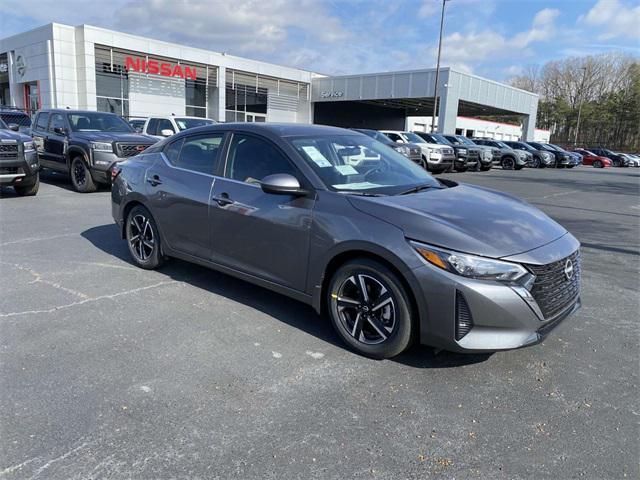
[0,128,31,142]
[73,132,158,144]
[348,183,567,258]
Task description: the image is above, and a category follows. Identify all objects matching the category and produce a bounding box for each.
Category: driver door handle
[147,174,162,186]
[212,193,234,206]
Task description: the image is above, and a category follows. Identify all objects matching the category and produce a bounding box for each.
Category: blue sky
[1,0,638,80]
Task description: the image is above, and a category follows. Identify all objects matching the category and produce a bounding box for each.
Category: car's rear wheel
[14,173,39,196]
[70,157,97,193]
[126,205,164,270]
[593,160,603,168]
[327,259,413,359]
[501,157,515,170]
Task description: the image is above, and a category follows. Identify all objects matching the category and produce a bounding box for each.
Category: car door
[208,132,314,290]
[46,113,69,171]
[145,132,225,259]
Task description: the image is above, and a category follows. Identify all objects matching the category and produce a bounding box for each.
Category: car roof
[39,109,121,116]
[180,122,357,138]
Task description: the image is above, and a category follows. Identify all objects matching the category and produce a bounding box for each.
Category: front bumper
[411,234,581,353]
[0,149,39,185]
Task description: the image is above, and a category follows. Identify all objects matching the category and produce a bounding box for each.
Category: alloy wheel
[129,213,155,261]
[73,161,87,186]
[333,274,396,345]
[503,157,515,170]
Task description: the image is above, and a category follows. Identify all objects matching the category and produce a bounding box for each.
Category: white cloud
[428,7,561,73]
[580,0,640,40]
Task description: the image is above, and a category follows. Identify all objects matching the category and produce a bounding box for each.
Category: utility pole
[431,0,449,133]
[574,66,587,146]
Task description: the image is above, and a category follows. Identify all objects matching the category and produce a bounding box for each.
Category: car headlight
[542,152,552,160]
[23,141,35,152]
[91,142,113,152]
[393,145,410,156]
[458,148,467,154]
[412,242,530,282]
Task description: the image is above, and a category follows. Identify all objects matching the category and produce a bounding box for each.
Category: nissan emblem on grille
[564,259,574,280]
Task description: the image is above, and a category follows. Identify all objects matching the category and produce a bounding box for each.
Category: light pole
[574,66,587,145]
[431,0,449,133]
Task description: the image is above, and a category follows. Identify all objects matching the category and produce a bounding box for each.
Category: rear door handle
[147,174,162,186]
[212,193,234,206]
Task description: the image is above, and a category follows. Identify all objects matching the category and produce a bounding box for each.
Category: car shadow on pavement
[82,223,491,369]
[40,170,111,192]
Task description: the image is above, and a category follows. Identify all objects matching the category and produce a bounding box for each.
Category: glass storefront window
[97,97,129,117]
[186,106,206,118]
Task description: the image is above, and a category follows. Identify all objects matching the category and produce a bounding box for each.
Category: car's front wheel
[531,157,541,168]
[327,259,413,359]
[126,205,164,269]
[593,160,603,168]
[14,173,39,196]
[70,157,97,193]
[502,157,515,170]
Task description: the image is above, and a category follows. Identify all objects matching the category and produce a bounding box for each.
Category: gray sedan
[111,124,581,359]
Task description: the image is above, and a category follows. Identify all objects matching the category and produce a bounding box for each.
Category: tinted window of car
[146,118,159,135]
[385,133,403,143]
[35,112,49,131]
[49,113,66,132]
[0,112,31,127]
[157,119,175,134]
[226,134,297,184]
[167,134,224,175]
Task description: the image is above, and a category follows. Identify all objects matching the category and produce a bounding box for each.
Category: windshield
[431,134,452,145]
[0,112,32,127]
[496,141,510,149]
[68,112,134,133]
[175,117,215,131]
[357,130,389,143]
[515,142,535,151]
[402,132,427,144]
[549,143,566,152]
[289,134,440,195]
[0,118,8,129]
[456,136,477,146]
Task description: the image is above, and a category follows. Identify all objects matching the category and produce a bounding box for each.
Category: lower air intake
[455,291,473,341]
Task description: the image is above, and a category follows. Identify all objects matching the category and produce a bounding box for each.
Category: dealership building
[0,23,540,139]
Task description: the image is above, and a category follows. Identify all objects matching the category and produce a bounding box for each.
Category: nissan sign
[125,56,197,80]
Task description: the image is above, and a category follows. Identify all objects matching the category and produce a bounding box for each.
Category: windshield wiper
[397,184,439,195]
[338,191,386,197]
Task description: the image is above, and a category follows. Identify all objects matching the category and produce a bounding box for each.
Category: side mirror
[261,173,307,196]
[160,129,174,137]
[53,126,67,135]
[8,123,19,132]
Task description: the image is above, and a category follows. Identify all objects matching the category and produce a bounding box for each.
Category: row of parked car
[1,106,638,197]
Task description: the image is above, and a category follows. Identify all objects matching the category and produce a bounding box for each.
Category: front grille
[443,148,454,155]
[455,291,473,340]
[527,250,581,320]
[116,143,150,158]
[0,143,19,160]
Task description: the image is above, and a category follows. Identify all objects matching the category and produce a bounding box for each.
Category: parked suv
[381,130,455,173]
[0,117,40,196]
[587,148,629,167]
[353,129,424,167]
[503,141,555,168]
[525,142,571,168]
[412,132,477,172]
[31,109,157,193]
[142,115,216,139]
[443,135,493,171]
[473,138,528,170]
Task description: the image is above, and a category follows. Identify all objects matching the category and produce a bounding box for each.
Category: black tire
[501,157,515,170]
[126,205,164,270]
[415,156,428,170]
[327,259,414,359]
[593,160,603,168]
[14,173,39,196]
[70,157,97,193]
[612,159,620,167]
[515,164,524,170]
[480,164,492,171]
[566,165,574,169]
[455,164,468,173]
[421,155,430,171]
[531,157,541,168]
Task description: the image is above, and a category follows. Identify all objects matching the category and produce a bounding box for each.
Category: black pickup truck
[0,118,40,196]
[31,109,157,192]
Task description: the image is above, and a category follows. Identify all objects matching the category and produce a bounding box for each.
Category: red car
[573,148,612,168]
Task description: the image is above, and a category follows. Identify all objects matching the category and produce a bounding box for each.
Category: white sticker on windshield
[334,165,358,175]
[332,182,383,190]
[301,146,332,167]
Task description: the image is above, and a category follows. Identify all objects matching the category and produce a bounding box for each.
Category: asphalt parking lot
[1,166,638,479]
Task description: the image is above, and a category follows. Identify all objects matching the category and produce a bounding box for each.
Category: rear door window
[165,133,225,175]
[146,118,159,135]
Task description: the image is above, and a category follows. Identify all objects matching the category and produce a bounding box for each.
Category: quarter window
[165,134,224,175]
[157,119,175,135]
[225,134,297,184]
